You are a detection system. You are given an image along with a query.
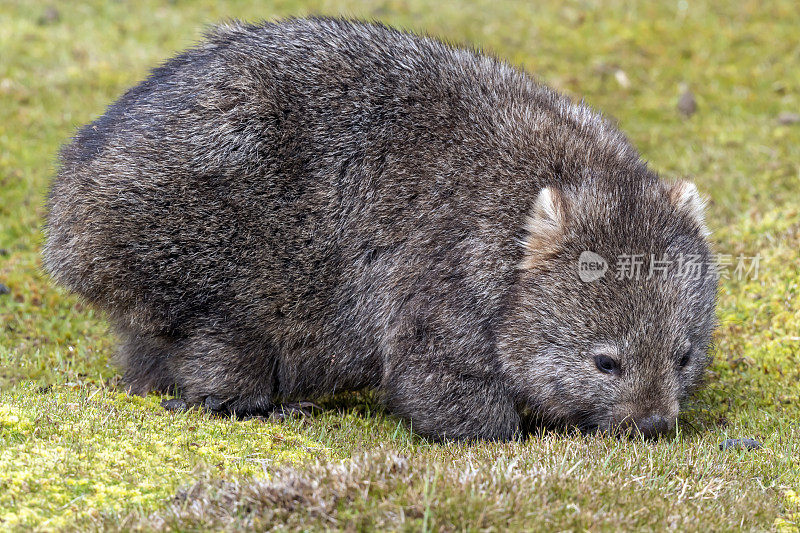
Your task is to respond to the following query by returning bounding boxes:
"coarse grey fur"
[43,17,718,440]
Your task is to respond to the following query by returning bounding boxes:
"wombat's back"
[46,18,620,331]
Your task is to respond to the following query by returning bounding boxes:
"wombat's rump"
[44,18,718,440]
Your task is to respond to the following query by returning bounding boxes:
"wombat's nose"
[633,414,675,439]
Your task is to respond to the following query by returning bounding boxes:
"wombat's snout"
[619,414,676,440]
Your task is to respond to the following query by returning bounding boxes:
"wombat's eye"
[679,348,692,368]
[594,354,620,375]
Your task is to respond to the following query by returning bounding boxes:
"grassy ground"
[1,0,799,530]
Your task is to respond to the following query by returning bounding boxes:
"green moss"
[0,384,324,529]
[776,490,800,533]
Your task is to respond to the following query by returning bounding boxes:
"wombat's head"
[498,173,718,439]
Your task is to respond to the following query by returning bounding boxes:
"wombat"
[44,17,718,440]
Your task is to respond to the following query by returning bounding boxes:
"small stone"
[777,112,800,125]
[37,6,61,25]
[719,438,762,451]
[161,398,188,412]
[0,284,10,295]
[677,90,697,117]
[0,248,9,256]
[614,69,631,89]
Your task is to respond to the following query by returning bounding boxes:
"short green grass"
[1,0,799,530]
[0,385,326,529]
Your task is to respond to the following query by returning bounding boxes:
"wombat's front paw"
[160,398,188,412]
[269,401,322,421]
[202,395,289,419]
[202,395,227,414]
[160,395,229,415]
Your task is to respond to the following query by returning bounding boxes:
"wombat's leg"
[383,366,520,441]
[171,334,276,418]
[117,328,180,396]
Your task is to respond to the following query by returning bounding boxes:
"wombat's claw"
[270,401,322,420]
[202,395,227,414]
[161,398,188,412]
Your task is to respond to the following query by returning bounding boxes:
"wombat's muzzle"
[621,414,676,440]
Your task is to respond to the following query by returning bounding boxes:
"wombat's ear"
[519,187,567,269]
[669,181,710,237]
